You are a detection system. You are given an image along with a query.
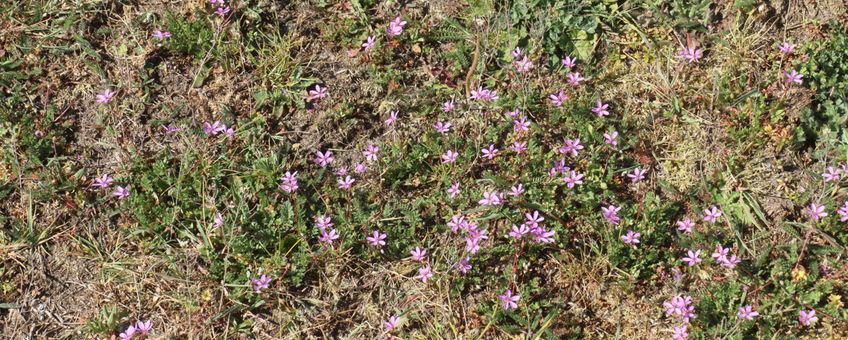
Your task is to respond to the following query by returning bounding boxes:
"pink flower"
[509,184,524,197]
[703,206,722,223]
[119,325,136,340]
[386,16,407,37]
[434,121,451,134]
[509,224,530,239]
[203,121,226,135]
[837,201,848,222]
[737,305,759,320]
[676,218,694,233]
[442,150,458,164]
[307,85,328,102]
[626,168,647,183]
[251,274,272,292]
[448,214,467,233]
[385,111,398,126]
[513,116,531,132]
[621,230,640,245]
[447,182,460,199]
[711,244,729,262]
[319,228,339,246]
[315,215,333,231]
[806,203,827,221]
[671,325,689,340]
[315,150,334,168]
[337,176,355,190]
[415,265,433,283]
[721,255,741,269]
[470,87,498,102]
[113,186,130,200]
[442,99,455,112]
[546,160,565,176]
[361,36,376,52]
[279,171,299,193]
[511,141,527,154]
[664,295,697,323]
[779,42,796,54]
[215,6,231,16]
[682,249,702,266]
[213,213,224,228]
[558,138,584,157]
[822,166,841,182]
[363,144,380,162]
[498,289,520,310]
[676,47,703,63]
[672,268,684,283]
[524,211,544,229]
[456,257,472,274]
[785,70,804,85]
[162,125,181,133]
[798,309,818,326]
[384,315,400,332]
[134,320,152,335]
[511,47,522,58]
[549,90,568,107]
[222,125,235,138]
[334,166,348,177]
[711,244,741,269]
[531,226,555,243]
[562,171,584,189]
[96,89,115,104]
[465,239,482,255]
[354,163,368,174]
[561,56,576,69]
[567,72,585,87]
[507,108,521,117]
[92,174,114,188]
[591,100,609,117]
[602,205,621,225]
[481,144,499,160]
[152,30,171,39]
[604,131,618,146]
[410,247,427,262]
[478,191,503,206]
[514,56,533,73]
[366,230,387,247]
[467,228,488,246]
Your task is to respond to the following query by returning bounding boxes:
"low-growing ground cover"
[1,0,848,338]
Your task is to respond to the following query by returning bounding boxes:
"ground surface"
[2,0,848,339]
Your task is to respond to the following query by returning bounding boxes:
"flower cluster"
[119,320,152,340]
[315,215,339,247]
[508,211,555,244]
[279,171,299,193]
[470,87,498,102]
[386,17,406,37]
[710,244,741,269]
[511,48,533,74]
[209,0,230,16]
[203,121,235,137]
[663,295,697,323]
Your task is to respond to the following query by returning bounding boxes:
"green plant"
[166,13,215,59]
[507,0,609,60]
[798,25,848,146]
[86,305,124,334]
